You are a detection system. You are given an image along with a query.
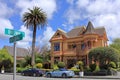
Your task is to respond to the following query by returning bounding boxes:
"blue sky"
[0,0,120,49]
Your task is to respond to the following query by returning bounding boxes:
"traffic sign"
[5,28,25,37]
[9,34,23,43]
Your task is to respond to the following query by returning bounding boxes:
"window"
[68,45,72,50]
[88,41,91,48]
[81,43,85,50]
[54,42,60,51]
[68,44,76,50]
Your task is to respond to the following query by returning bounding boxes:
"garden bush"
[84,66,91,72]
[77,61,84,71]
[69,67,80,75]
[89,63,96,72]
[94,65,100,72]
[17,67,26,73]
[25,65,32,69]
[52,64,58,70]
[57,62,65,68]
[109,61,116,68]
[36,63,43,69]
[35,58,43,63]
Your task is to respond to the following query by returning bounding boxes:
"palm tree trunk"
[31,23,37,68]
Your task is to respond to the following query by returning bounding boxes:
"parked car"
[45,68,75,78]
[21,68,44,77]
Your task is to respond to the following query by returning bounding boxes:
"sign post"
[13,42,16,80]
[5,28,25,80]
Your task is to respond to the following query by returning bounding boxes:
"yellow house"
[50,21,108,68]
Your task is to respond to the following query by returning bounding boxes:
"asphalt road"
[0,73,119,80]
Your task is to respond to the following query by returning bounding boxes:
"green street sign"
[5,28,25,37]
[9,34,23,43]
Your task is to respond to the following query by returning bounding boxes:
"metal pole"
[13,42,16,80]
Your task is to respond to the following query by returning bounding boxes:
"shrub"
[16,64,20,67]
[17,67,26,73]
[52,64,58,70]
[35,58,43,63]
[77,61,84,71]
[100,64,109,70]
[89,63,96,72]
[109,61,116,68]
[36,63,43,69]
[57,62,65,68]
[94,65,100,72]
[25,65,32,69]
[70,67,80,71]
[69,67,80,75]
[84,66,91,72]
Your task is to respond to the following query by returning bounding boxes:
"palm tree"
[23,6,47,68]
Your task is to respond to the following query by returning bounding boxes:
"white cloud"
[37,26,55,47]
[66,0,74,5]
[76,0,89,8]
[0,1,14,39]
[16,0,57,19]
[93,13,120,39]
[0,2,13,18]
[0,18,13,39]
[65,0,120,42]
[65,8,81,24]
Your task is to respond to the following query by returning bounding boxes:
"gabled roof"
[67,27,85,38]
[84,21,96,34]
[50,21,107,40]
[3,46,29,57]
[57,28,68,37]
[95,27,106,36]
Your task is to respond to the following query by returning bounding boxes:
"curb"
[74,75,120,79]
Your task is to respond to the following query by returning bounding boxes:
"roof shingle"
[84,21,96,34]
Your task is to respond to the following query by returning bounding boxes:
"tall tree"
[0,48,13,70]
[110,38,120,53]
[88,47,120,67]
[23,6,47,68]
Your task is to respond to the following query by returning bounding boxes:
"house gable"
[50,28,67,42]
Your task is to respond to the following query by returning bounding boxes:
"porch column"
[51,43,54,67]
[86,55,89,65]
[91,40,94,48]
[60,41,64,62]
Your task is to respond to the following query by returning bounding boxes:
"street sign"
[5,28,25,37]
[9,34,23,43]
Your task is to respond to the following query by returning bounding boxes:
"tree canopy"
[88,47,120,66]
[110,38,120,53]
[0,48,13,69]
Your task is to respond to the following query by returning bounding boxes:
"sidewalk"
[79,76,120,79]
[74,74,120,79]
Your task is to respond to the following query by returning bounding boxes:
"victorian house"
[50,21,108,68]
